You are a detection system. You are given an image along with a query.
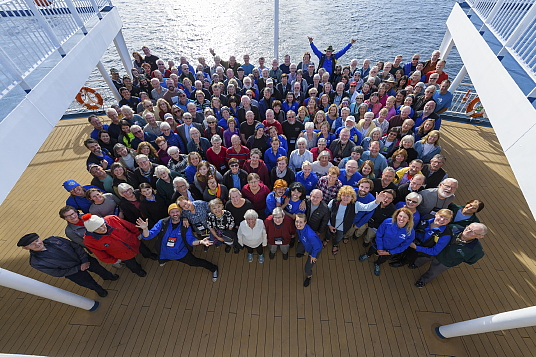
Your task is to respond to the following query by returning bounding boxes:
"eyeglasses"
[350,85,356,88]
[132,130,142,134]
[208,121,216,124]
[406,199,418,204]
[412,58,419,61]
[230,164,239,167]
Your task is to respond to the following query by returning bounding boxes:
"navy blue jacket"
[29,236,89,277]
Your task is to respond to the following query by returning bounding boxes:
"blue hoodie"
[296,224,323,258]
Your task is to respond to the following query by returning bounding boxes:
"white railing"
[464,0,536,92]
[0,0,111,100]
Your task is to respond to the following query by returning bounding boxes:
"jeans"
[295,241,319,276]
[65,256,114,293]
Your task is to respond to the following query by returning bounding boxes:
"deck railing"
[465,0,536,94]
[0,0,112,100]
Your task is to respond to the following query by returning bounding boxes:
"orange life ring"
[465,96,485,119]
[34,0,53,6]
[76,87,104,110]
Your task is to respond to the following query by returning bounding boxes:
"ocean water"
[95,0,463,80]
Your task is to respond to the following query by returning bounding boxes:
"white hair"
[244,209,258,220]
[155,165,170,177]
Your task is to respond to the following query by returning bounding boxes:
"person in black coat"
[139,183,168,229]
[222,158,249,191]
[117,184,143,225]
[17,233,118,298]
[305,189,330,236]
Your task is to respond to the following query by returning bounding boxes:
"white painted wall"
[446,4,536,218]
[0,8,123,204]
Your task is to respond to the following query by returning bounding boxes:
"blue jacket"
[339,170,363,191]
[164,132,186,154]
[184,165,197,183]
[353,193,375,226]
[144,218,196,260]
[310,42,352,77]
[414,218,451,256]
[264,147,287,171]
[265,191,287,216]
[297,224,323,258]
[335,126,362,145]
[90,125,110,140]
[295,171,318,195]
[285,198,306,215]
[131,132,158,150]
[414,141,442,164]
[375,218,415,254]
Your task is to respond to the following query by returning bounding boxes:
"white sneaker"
[212,269,218,282]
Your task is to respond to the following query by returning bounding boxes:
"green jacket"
[436,232,484,268]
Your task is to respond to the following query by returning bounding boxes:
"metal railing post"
[64,0,88,35]
[113,30,134,76]
[0,53,32,93]
[450,65,468,92]
[88,0,103,19]
[439,28,454,61]
[22,0,67,57]
[436,306,536,339]
[97,61,121,102]
[499,1,536,51]
[0,268,99,311]
[274,0,279,60]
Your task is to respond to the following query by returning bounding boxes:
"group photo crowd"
[18,38,488,295]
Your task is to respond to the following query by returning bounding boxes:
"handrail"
[0,0,111,100]
[464,0,536,86]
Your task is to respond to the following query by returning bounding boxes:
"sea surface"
[94,0,464,81]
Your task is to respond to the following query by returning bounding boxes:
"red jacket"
[242,183,270,212]
[83,215,141,263]
[264,215,296,245]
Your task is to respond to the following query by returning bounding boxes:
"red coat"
[264,215,296,245]
[242,183,270,212]
[242,159,271,187]
[84,215,141,263]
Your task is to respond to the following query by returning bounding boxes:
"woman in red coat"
[242,173,270,219]
[82,214,157,277]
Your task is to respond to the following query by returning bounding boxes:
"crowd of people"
[18,40,489,294]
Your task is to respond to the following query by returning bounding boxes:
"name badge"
[275,237,283,245]
[167,237,177,247]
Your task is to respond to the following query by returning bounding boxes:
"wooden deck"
[1,118,536,357]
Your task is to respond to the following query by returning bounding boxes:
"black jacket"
[305,199,330,234]
[29,236,88,277]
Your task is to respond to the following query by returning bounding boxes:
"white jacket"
[237,219,267,248]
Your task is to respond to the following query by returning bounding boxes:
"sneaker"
[149,253,158,261]
[137,270,147,277]
[159,262,167,267]
[203,245,209,252]
[303,277,311,287]
[296,253,304,258]
[373,264,381,276]
[97,289,108,297]
[258,254,264,263]
[108,274,120,281]
[283,253,289,260]
[233,247,240,254]
[225,245,231,253]
[269,252,275,260]
[358,254,369,262]
[362,242,370,248]
[112,262,124,269]
[212,270,218,282]
[415,280,425,288]
[247,253,253,263]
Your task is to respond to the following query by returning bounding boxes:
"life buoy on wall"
[34,0,53,6]
[76,87,104,110]
[465,96,485,118]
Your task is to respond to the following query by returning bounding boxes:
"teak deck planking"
[1,117,536,357]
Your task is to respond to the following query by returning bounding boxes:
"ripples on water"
[95,0,462,80]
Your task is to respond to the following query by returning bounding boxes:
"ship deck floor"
[1,118,536,357]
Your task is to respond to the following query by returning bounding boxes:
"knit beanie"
[81,213,105,232]
[62,180,80,192]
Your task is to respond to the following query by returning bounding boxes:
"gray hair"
[211,134,222,144]
[167,146,180,155]
[304,122,314,130]
[155,165,170,177]
[296,137,307,145]
[317,150,331,160]
[406,192,423,205]
[272,207,285,217]
[244,209,258,220]
[470,222,488,235]
[401,135,415,145]
[441,177,458,187]
[117,183,134,197]
[301,160,312,169]
[189,127,201,136]
[317,138,327,145]
[105,107,116,115]
[160,122,171,130]
[173,176,189,189]
[130,125,142,132]
[121,105,134,114]
[382,166,396,175]
[135,154,149,162]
